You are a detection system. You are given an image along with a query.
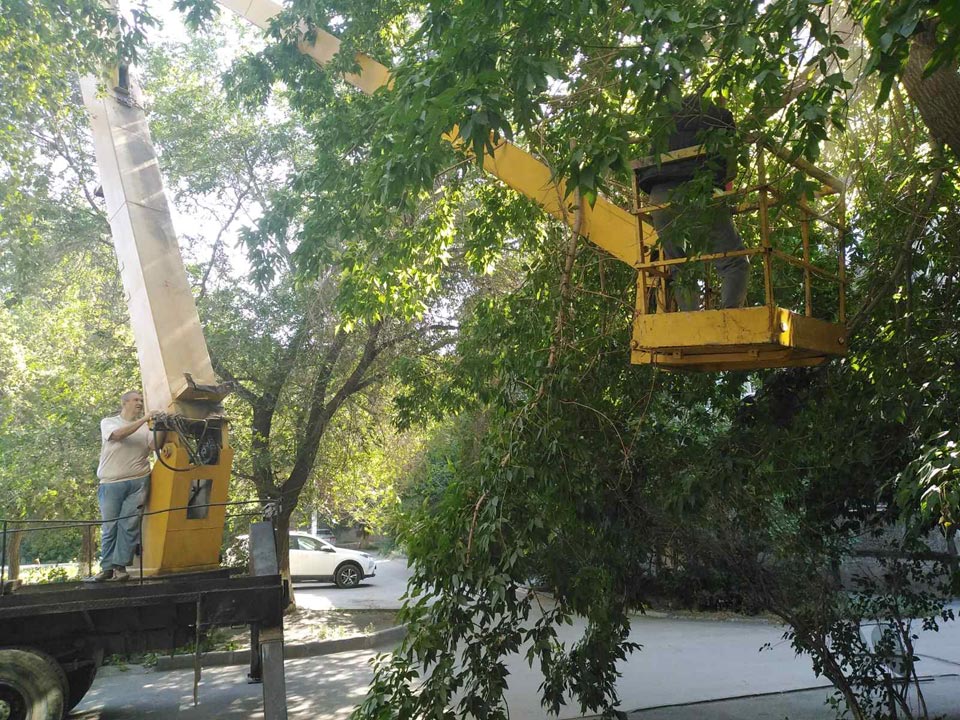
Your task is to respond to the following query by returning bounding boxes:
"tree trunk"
[275,510,295,605]
[80,524,95,577]
[251,404,276,493]
[901,22,960,158]
[796,630,869,720]
[6,528,22,581]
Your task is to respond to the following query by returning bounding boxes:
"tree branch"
[280,322,384,508]
[317,322,384,440]
[264,319,312,397]
[546,192,584,372]
[29,124,103,217]
[353,371,390,394]
[848,148,945,334]
[373,323,457,355]
[210,354,261,405]
[197,187,249,303]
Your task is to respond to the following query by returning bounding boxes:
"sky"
[130,1,266,284]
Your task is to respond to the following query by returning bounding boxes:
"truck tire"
[0,648,68,720]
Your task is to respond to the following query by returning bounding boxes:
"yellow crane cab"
[629,141,849,372]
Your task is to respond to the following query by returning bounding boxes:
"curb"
[587,674,960,718]
[154,625,407,671]
[523,590,776,623]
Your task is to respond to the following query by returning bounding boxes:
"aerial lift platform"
[217,0,849,373]
[630,143,848,371]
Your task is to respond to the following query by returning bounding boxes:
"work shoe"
[111,567,130,582]
[82,568,114,583]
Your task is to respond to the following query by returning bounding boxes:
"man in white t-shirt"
[85,390,166,582]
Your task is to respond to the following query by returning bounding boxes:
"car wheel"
[334,562,362,588]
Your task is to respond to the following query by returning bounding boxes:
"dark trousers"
[648,179,749,310]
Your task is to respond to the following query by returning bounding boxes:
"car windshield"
[296,535,332,552]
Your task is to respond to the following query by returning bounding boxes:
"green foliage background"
[2,0,960,718]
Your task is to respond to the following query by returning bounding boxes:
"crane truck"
[0,37,289,720]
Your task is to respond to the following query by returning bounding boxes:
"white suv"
[289,531,376,588]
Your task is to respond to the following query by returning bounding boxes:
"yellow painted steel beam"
[82,69,233,574]
[141,434,233,575]
[630,306,846,370]
[80,75,220,414]
[216,0,647,266]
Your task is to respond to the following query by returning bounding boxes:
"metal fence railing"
[0,499,274,594]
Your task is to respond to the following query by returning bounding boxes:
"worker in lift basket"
[636,94,749,311]
[83,390,165,582]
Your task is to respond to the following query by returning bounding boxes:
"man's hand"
[109,411,155,441]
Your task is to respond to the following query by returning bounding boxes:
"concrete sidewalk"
[153,625,406,670]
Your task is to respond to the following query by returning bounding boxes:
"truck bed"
[0,571,285,657]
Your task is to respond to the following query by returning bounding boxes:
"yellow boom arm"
[217,0,646,266]
[82,70,231,575]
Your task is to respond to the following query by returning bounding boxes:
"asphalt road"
[293,555,412,610]
[71,562,960,720]
[74,597,960,719]
[74,666,960,720]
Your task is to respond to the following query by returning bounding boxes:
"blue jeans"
[98,475,149,569]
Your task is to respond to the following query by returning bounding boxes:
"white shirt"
[97,415,152,483]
